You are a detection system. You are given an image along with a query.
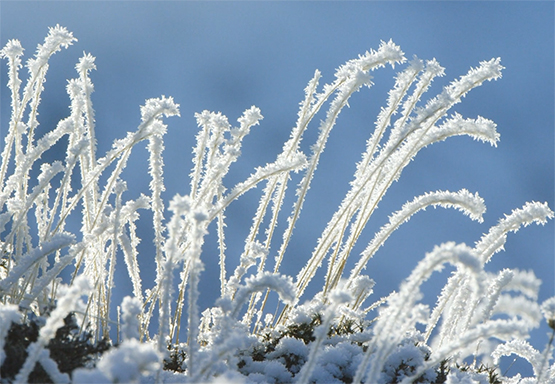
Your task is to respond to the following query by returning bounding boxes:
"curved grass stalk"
[0,233,75,298]
[279,42,405,277]
[325,61,501,299]
[18,243,85,311]
[290,59,448,309]
[344,189,485,297]
[208,152,307,222]
[322,61,447,295]
[244,71,324,328]
[353,242,481,384]
[400,319,531,384]
[475,201,554,265]
[320,61,434,296]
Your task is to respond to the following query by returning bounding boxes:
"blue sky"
[1,0,554,365]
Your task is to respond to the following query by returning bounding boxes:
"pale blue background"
[1,1,553,375]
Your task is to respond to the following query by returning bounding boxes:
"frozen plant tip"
[0,26,553,383]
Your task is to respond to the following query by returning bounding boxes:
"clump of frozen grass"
[0,25,553,383]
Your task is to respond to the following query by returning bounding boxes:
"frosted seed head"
[140,96,180,123]
[238,106,263,127]
[76,52,96,73]
[66,78,82,98]
[195,110,212,126]
[47,24,77,49]
[479,57,504,80]
[0,39,24,60]
[377,39,406,67]
[425,58,445,77]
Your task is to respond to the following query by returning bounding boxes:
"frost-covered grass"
[0,25,554,384]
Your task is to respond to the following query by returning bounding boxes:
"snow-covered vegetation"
[0,25,554,384]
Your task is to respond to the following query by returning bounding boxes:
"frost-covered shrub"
[0,25,554,383]
[72,339,161,384]
[0,311,110,383]
[378,334,436,384]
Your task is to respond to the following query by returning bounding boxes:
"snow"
[74,339,161,384]
[444,368,489,384]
